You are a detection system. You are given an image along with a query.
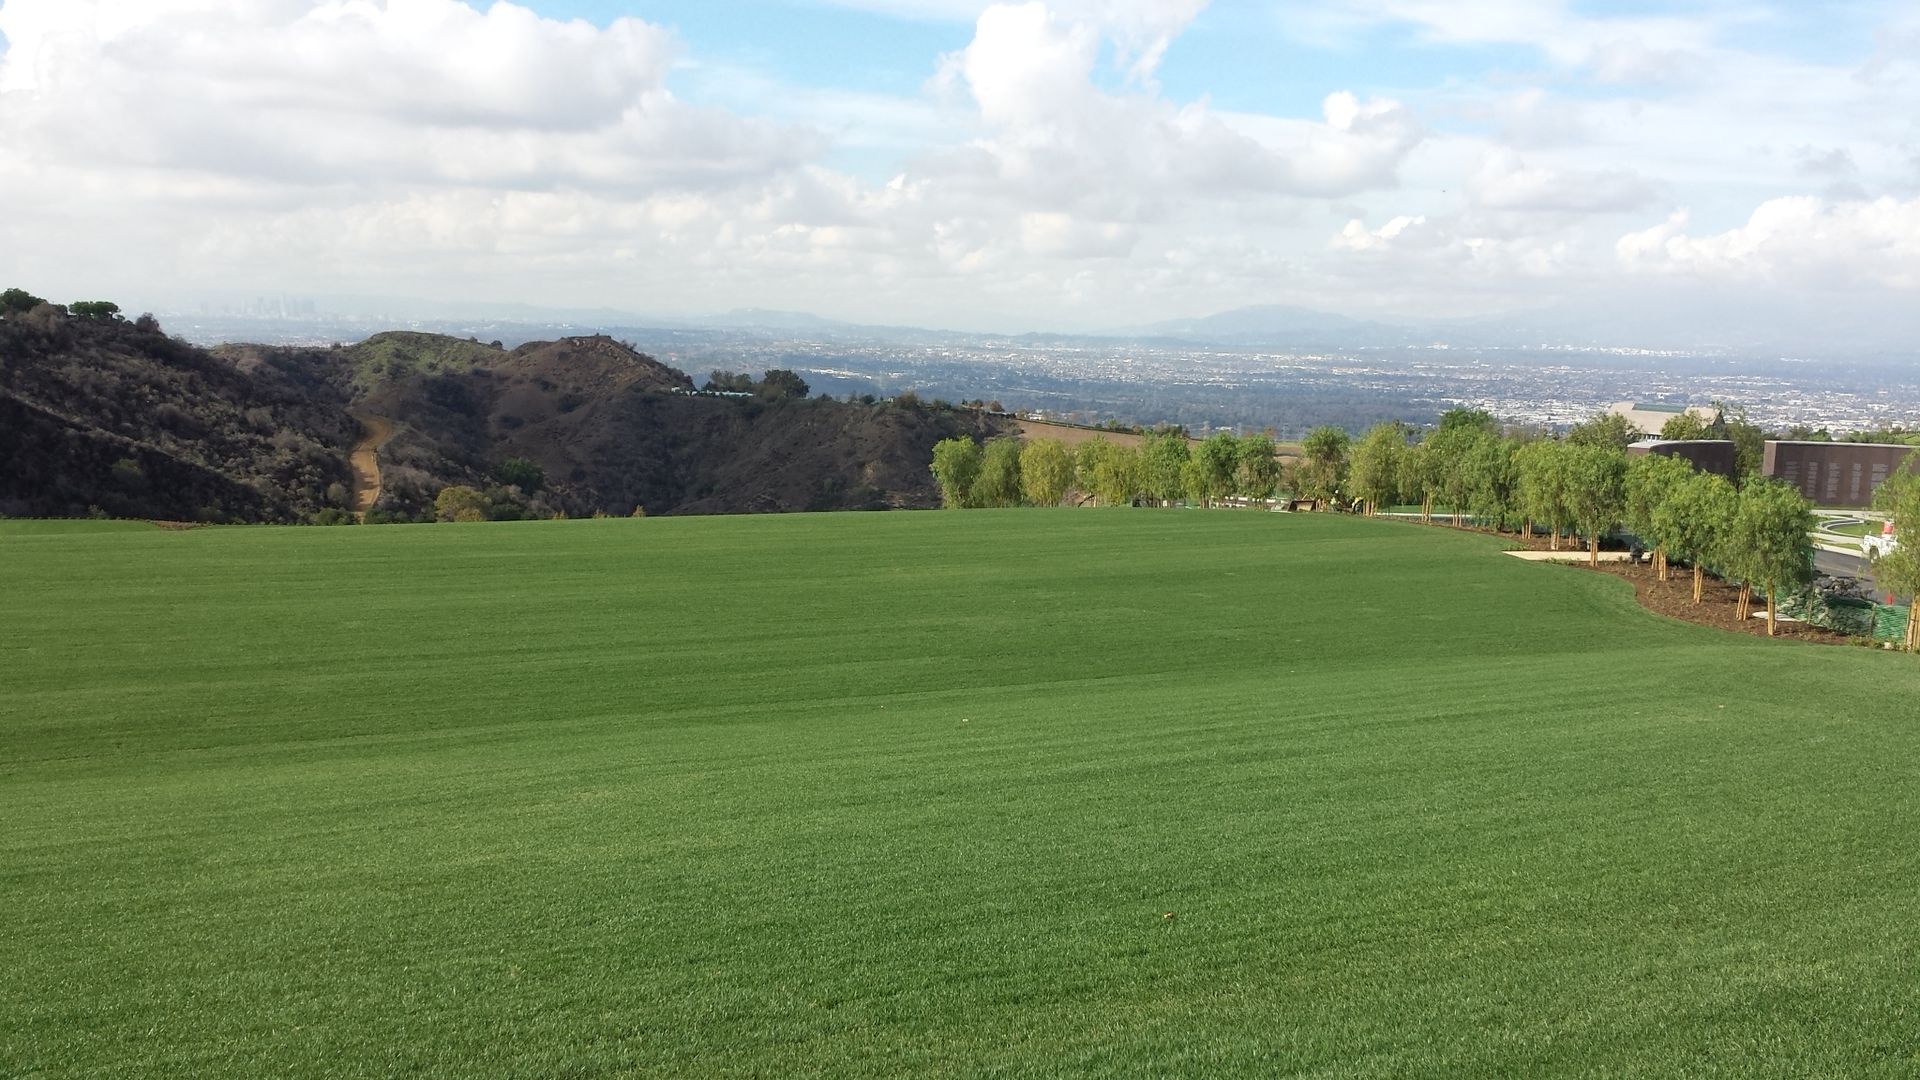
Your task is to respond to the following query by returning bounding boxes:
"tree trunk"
[1907,602,1918,652]
[1736,583,1749,621]
[1655,547,1667,581]
[1549,525,1558,552]
[1766,585,1777,636]
[1693,564,1704,604]
[1589,534,1599,567]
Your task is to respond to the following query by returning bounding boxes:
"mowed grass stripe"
[3,511,1916,1078]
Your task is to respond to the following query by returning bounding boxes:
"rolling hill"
[0,309,1010,521]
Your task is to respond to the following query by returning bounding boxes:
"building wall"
[1627,440,1736,478]
[1763,441,1916,508]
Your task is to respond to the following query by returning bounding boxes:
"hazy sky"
[1,1,1917,333]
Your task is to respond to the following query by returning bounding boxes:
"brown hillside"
[361,341,1007,517]
[2,316,1013,522]
[0,309,356,520]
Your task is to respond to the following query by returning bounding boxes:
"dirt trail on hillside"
[348,414,396,520]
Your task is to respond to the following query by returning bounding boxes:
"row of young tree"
[1303,410,1825,636]
[930,429,1310,511]
[932,407,1893,640]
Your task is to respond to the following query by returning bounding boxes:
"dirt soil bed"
[1580,560,1858,645]
[1371,515,1862,646]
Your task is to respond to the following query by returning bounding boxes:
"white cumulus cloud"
[0,0,813,193]
[1617,196,1920,290]
[1468,150,1659,214]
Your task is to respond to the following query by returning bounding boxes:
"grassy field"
[4,511,1917,1077]
[1818,517,1878,538]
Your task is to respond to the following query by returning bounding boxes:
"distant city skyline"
[2,1,1917,343]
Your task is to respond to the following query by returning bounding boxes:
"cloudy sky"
[1,0,1917,334]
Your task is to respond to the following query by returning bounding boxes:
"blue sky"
[537,2,1551,131]
[1,1,1917,337]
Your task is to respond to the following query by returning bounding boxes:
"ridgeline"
[0,300,1010,522]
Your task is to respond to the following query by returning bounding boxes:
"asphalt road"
[1816,547,1869,578]
[1815,546,1913,604]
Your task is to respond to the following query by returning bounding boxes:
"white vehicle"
[1862,521,1898,558]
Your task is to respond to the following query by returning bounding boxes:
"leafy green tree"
[703,371,755,393]
[1190,432,1239,507]
[1075,436,1118,503]
[433,485,490,523]
[1464,436,1520,531]
[1517,440,1574,549]
[1425,425,1487,526]
[757,369,809,399]
[1437,407,1498,434]
[1563,444,1628,566]
[1780,424,1832,442]
[1870,456,1920,650]
[68,300,122,320]
[1713,402,1765,481]
[494,457,545,493]
[1019,438,1073,507]
[1655,472,1737,602]
[1179,457,1209,507]
[1724,480,1816,635]
[0,287,47,315]
[1567,411,1636,451]
[1140,429,1191,504]
[1659,412,1711,440]
[1397,440,1437,522]
[1347,422,1406,515]
[973,438,1024,508]
[929,437,982,508]
[1089,443,1147,507]
[1624,452,1693,579]
[1292,426,1349,506]
[1236,433,1282,501]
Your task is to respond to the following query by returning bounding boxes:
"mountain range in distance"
[159,293,1920,361]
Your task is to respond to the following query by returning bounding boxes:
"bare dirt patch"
[348,414,396,520]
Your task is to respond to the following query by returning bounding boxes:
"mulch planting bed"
[1377,517,1867,646]
[1583,560,1859,645]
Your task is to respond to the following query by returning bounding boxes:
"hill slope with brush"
[0,308,1009,522]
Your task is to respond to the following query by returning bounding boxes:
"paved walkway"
[1504,550,1633,563]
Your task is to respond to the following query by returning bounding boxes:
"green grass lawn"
[4,512,1917,1077]
[1818,518,1879,538]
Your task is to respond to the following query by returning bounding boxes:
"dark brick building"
[1627,439,1737,479]
[1763,441,1917,508]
